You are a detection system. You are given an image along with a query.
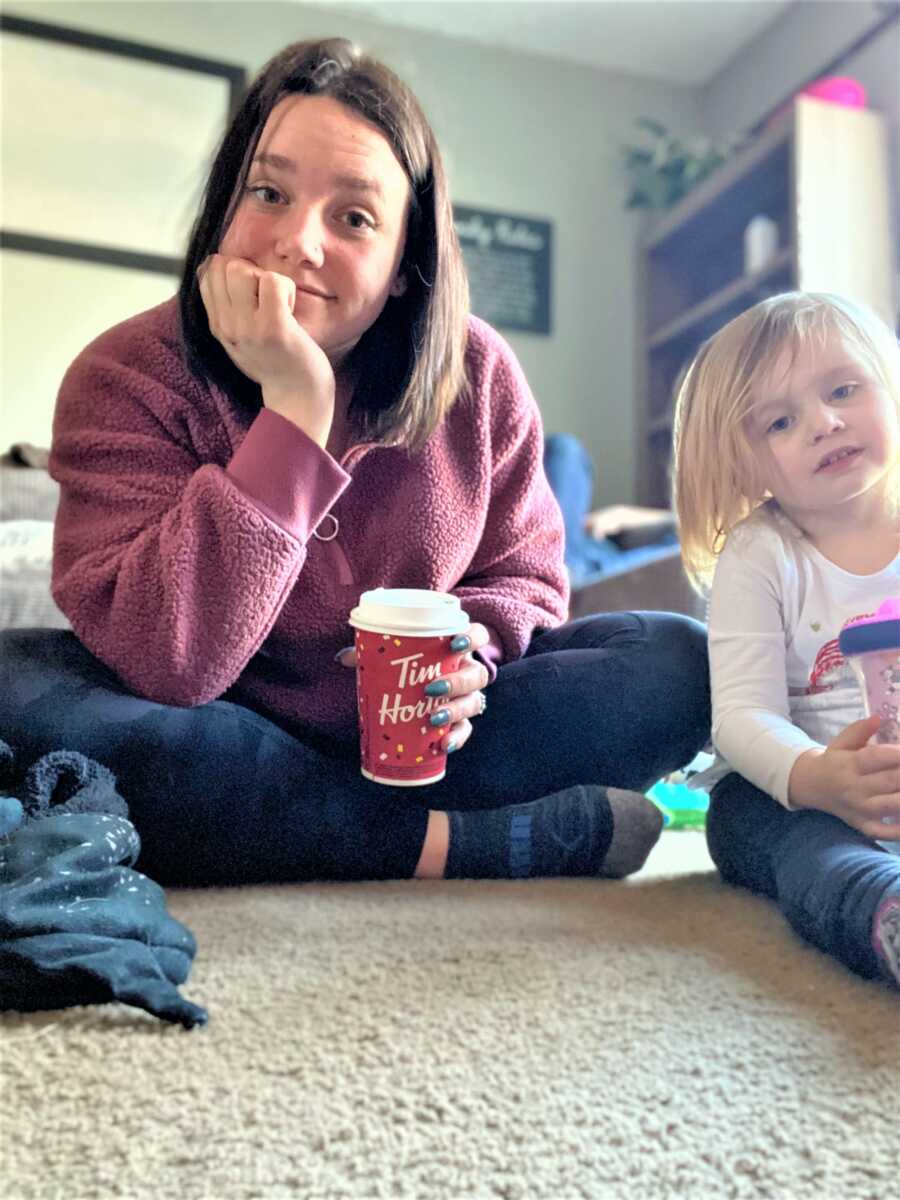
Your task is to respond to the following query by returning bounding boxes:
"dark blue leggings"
[0,614,710,886]
[707,773,900,980]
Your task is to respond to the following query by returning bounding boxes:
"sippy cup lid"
[838,598,900,656]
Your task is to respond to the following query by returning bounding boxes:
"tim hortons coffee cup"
[348,588,470,786]
[839,598,900,846]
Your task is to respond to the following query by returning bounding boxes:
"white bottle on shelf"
[743,215,779,275]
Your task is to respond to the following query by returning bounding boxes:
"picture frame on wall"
[0,14,246,448]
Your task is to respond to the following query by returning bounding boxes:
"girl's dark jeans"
[707,772,900,980]
[0,614,710,886]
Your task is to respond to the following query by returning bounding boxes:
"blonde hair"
[672,292,900,592]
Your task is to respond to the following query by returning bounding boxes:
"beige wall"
[3,1,703,501]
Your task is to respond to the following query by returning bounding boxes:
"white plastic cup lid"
[349,588,469,636]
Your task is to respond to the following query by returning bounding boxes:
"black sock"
[444,784,619,880]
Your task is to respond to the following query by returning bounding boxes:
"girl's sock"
[873,896,900,989]
[444,785,662,880]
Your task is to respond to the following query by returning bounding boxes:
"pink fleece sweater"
[50,298,568,740]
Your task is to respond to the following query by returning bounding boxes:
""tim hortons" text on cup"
[378,651,445,726]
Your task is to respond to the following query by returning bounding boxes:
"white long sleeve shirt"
[694,502,900,808]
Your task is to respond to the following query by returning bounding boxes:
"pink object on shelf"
[801,76,867,109]
[767,76,868,128]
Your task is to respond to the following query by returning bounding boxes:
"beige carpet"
[3,832,898,1200]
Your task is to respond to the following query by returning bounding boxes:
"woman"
[0,39,710,885]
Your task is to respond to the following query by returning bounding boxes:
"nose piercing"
[279,244,321,262]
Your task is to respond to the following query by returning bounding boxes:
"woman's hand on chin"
[198,253,336,447]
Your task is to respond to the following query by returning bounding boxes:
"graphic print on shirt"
[806,611,874,693]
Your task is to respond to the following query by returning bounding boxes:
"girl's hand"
[789,715,900,838]
[198,254,336,447]
[336,622,492,754]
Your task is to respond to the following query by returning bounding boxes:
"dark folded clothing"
[0,742,207,1028]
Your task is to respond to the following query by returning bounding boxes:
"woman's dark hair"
[179,38,469,450]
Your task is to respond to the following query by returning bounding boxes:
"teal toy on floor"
[648,778,710,829]
[648,750,713,830]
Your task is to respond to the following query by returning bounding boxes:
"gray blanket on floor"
[0,743,206,1028]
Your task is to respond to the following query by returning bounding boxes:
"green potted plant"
[622,117,728,210]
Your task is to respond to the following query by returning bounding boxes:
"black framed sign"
[453,204,553,336]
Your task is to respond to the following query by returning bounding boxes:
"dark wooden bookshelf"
[635,96,895,507]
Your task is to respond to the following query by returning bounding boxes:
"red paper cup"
[349,589,469,786]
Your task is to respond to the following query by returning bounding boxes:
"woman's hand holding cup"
[421,623,491,753]
[337,620,492,758]
[198,254,336,447]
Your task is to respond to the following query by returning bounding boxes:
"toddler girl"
[673,291,900,990]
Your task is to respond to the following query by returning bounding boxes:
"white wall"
[2,0,702,503]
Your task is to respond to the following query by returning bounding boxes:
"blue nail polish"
[333,645,354,663]
[450,635,470,652]
[424,679,451,696]
[446,739,458,754]
[430,710,451,727]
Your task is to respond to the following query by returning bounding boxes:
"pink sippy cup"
[839,599,900,744]
[839,599,900,845]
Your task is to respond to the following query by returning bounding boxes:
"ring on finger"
[477,691,487,716]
